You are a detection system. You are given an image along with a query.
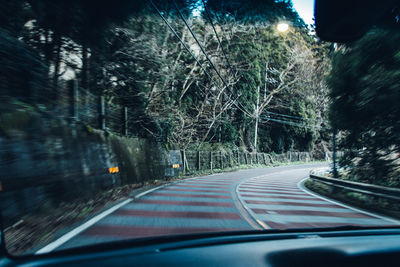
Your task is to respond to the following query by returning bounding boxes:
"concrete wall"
[0,109,166,225]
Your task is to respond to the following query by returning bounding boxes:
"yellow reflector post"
[109,167,119,174]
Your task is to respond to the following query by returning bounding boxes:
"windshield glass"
[1,0,400,256]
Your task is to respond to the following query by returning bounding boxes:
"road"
[40,163,399,252]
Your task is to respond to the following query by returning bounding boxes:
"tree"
[328,28,400,185]
[0,29,48,103]
[1,0,331,153]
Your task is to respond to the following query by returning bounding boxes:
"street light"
[277,23,289,32]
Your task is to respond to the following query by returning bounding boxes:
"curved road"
[41,163,399,252]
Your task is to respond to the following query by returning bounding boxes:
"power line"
[173,0,229,89]
[200,3,286,119]
[198,4,322,126]
[201,4,316,126]
[200,0,256,114]
[153,2,327,133]
[149,0,233,101]
[260,115,327,130]
[263,110,326,123]
[150,0,253,117]
[202,11,320,125]
[201,0,234,71]
[149,0,215,84]
[260,117,319,129]
[172,0,254,117]
[200,0,254,85]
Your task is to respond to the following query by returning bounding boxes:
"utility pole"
[329,43,338,178]
[254,86,260,151]
[332,127,338,178]
[264,61,268,102]
[254,61,268,152]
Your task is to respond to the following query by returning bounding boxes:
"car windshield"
[1,0,400,256]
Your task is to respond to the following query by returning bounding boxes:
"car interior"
[2,0,400,266]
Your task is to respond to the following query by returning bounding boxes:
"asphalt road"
[48,163,398,252]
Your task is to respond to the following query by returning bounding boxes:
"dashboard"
[2,228,400,267]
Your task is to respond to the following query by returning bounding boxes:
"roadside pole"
[332,127,338,178]
[254,86,260,151]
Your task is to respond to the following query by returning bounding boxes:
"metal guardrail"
[309,173,400,201]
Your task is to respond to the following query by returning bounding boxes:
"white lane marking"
[34,176,221,254]
[35,172,254,254]
[239,188,307,195]
[237,191,315,198]
[35,198,132,254]
[134,185,165,199]
[36,184,168,254]
[255,213,388,224]
[245,203,353,213]
[238,196,328,204]
[234,181,268,230]
[298,177,400,225]
[234,168,315,230]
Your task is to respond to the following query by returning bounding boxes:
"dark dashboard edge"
[3,226,400,266]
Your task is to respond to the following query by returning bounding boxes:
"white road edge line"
[298,177,400,225]
[35,184,167,255]
[34,175,216,255]
[134,185,165,199]
[35,198,133,254]
[234,168,319,230]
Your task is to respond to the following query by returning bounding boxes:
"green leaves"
[2,0,330,153]
[328,28,400,184]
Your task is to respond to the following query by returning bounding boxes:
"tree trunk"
[44,28,52,67]
[264,61,268,102]
[53,33,62,98]
[81,41,89,89]
[254,86,260,152]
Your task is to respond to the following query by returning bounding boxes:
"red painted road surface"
[55,164,398,251]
